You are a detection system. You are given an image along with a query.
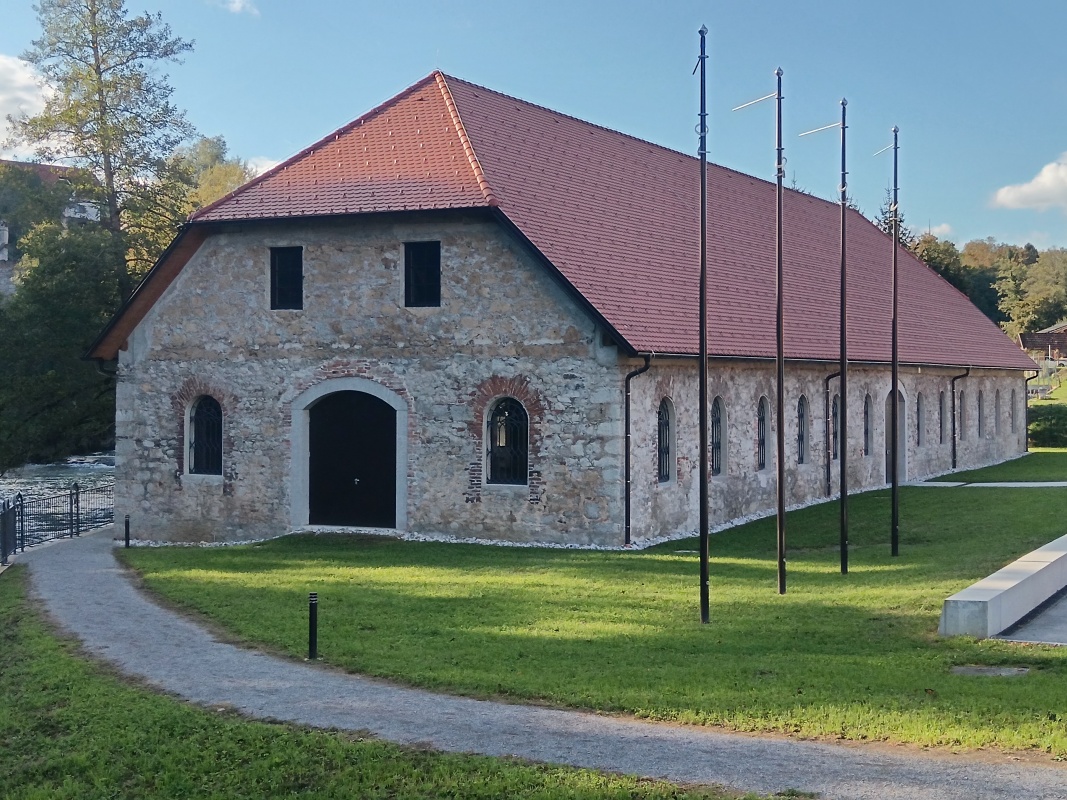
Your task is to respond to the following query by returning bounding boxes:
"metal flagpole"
[838,98,849,575]
[799,99,849,575]
[890,125,901,556]
[695,24,711,624]
[732,69,786,594]
[774,70,786,594]
[875,127,902,556]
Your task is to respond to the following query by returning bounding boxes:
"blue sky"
[2,0,1065,249]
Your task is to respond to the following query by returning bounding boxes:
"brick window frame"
[467,375,545,504]
[171,378,238,494]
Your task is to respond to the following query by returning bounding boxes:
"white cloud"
[247,156,280,176]
[993,153,1067,212]
[214,0,260,16]
[0,54,49,158]
[927,222,954,238]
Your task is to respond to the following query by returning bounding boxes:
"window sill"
[184,472,224,482]
[484,482,529,491]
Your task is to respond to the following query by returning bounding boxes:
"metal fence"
[0,483,114,566]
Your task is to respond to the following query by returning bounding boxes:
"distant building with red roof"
[1020,321,1067,361]
[89,73,1035,545]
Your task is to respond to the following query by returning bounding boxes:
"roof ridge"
[434,72,498,207]
[189,73,443,222]
[437,73,861,218]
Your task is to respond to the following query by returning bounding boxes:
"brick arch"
[171,377,239,492]
[466,375,546,504]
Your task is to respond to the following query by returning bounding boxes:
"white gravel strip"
[15,528,1067,800]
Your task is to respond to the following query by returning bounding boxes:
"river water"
[0,455,115,503]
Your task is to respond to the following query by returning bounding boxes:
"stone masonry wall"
[628,359,1027,542]
[117,213,625,545]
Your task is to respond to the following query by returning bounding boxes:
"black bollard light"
[308,592,318,660]
[124,514,130,548]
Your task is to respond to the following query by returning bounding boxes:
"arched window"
[831,394,840,461]
[916,392,925,446]
[863,393,871,456]
[939,391,946,443]
[487,398,528,485]
[959,390,967,440]
[1010,388,1017,433]
[190,396,223,475]
[977,391,985,438]
[711,397,724,476]
[657,399,672,483]
[756,397,768,471]
[995,389,1001,435]
[797,396,808,464]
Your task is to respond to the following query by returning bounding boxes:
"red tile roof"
[134,73,1034,370]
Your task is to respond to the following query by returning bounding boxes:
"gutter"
[823,370,841,496]
[950,367,971,469]
[624,354,652,546]
[1024,372,1040,452]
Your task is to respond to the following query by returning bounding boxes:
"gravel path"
[19,528,1067,800]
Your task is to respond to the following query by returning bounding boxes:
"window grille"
[657,400,671,482]
[863,394,870,456]
[832,395,840,461]
[757,398,767,471]
[270,246,303,309]
[711,397,723,476]
[487,398,528,485]
[797,396,807,464]
[405,241,441,307]
[190,396,222,475]
[916,393,924,446]
[939,391,946,443]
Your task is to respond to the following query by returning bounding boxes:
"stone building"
[88,72,1035,546]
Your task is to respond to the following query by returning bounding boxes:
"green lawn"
[1029,378,1067,406]
[929,448,1067,482]
[0,566,744,800]
[121,478,1067,756]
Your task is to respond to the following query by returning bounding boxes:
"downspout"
[624,354,652,546]
[1025,372,1039,453]
[823,370,841,496]
[94,359,118,378]
[950,367,971,469]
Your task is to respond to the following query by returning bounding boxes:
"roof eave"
[84,224,211,361]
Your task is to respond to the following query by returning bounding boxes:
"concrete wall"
[117,213,625,545]
[627,359,1027,542]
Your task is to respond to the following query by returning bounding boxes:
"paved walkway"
[16,529,1067,800]
[999,591,1067,645]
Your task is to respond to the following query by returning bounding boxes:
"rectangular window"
[270,246,303,309]
[405,241,441,307]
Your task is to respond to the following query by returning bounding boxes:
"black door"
[309,391,396,527]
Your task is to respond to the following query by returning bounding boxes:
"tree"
[173,135,255,212]
[0,161,72,263]
[998,248,1067,338]
[0,221,122,471]
[873,187,916,249]
[6,0,195,294]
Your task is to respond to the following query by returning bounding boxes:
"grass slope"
[0,566,743,800]
[930,448,1067,482]
[122,481,1067,756]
